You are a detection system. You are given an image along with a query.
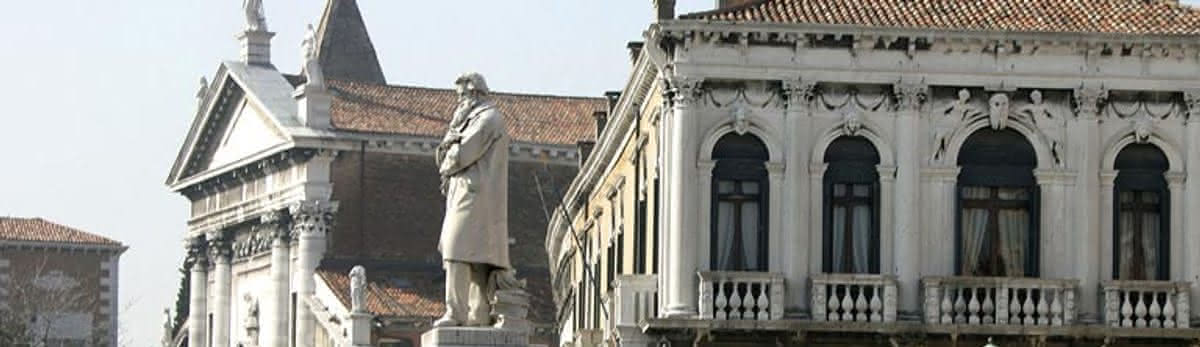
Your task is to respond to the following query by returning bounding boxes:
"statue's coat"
[437,103,511,269]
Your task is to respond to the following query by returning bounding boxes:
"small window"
[1114,144,1170,281]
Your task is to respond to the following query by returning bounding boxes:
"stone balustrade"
[811,274,898,323]
[922,276,1077,326]
[610,274,659,329]
[1102,280,1190,328]
[698,271,785,320]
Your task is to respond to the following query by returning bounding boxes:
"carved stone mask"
[1134,116,1154,143]
[843,112,863,135]
[732,106,749,135]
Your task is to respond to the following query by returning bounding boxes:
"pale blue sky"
[1,1,1198,346]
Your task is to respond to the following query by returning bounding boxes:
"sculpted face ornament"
[1133,115,1154,143]
[732,105,750,135]
[843,112,863,136]
[989,93,1010,130]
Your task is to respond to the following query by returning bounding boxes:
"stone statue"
[243,294,260,346]
[350,265,368,313]
[300,24,325,89]
[433,72,512,328]
[243,0,267,32]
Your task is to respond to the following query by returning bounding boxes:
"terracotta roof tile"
[0,217,123,246]
[317,266,556,323]
[683,0,1200,35]
[328,80,606,146]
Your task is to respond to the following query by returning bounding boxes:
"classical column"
[892,82,927,317]
[208,231,233,347]
[1036,170,1074,279]
[663,77,702,317]
[186,238,209,347]
[877,166,898,276]
[261,211,289,347]
[1183,91,1200,320]
[782,80,816,315]
[922,167,960,276]
[1073,86,1106,322]
[291,200,338,347]
[1167,172,1186,282]
[1099,171,1118,283]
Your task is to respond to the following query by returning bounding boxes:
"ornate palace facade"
[548,0,1200,346]
[164,1,603,347]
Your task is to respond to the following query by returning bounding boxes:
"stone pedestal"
[421,327,529,347]
[348,312,372,347]
[491,289,531,333]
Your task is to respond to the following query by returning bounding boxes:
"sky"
[0,1,713,346]
[4,0,1200,346]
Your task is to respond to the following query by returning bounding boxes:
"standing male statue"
[434,72,511,327]
[243,0,267,32]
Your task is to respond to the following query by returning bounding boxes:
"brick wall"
[1,247,116,345]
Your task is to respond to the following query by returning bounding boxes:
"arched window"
[822,136,881,274]
[710,133,769,271]
[1113,144,1169,281]
[957,129,1039,277]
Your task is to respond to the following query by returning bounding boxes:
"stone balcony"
[698,271,785,320]
[811,274,898,323]
[609,274,659,331]
[921,276,1078,327]
[1102,280,1191,329]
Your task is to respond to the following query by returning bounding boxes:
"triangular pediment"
[166,63,297,190]
[209,99,287,168]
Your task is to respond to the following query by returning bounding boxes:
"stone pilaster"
[892,81,927,318]
[663,76,702,318]
[1072,86,1106,322]
[186,238,209,347]
[1184,91,1200,321]
[261,210,290,347]
[290,200,338,347]
[208,231,234,347]
[782,79,816,315]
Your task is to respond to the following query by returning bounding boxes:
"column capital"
[259,209,291,242]
[892,82,928,112]
[1073,86,1108,118]
[765,162,786,175]
[289,200,339,238]
[666,76,704,106]
[1166,171,1187,186]
[1034,169,1077,186]
[809,162,829,177]
[781,79,817,111]
[1100,170,1119,186]
[207,231,233,262]
[877,165,898,182]
[184,238,209,270]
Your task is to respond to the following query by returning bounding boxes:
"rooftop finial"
[243,0,267,32]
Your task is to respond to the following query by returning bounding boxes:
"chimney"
[604,91,622,114]
[715,0,758,9]
[577,141,596,167]
[593,111,609,138]
[653,0,676,20]
[626,41,644,64]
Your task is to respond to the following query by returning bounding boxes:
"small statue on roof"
[243,0,267,32]
[301,24,325,89]
[350,265,368,313]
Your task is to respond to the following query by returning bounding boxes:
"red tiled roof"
[317,266,556,323]
[328,80,606,146]
[682,0,1200,35]
[0,217,123,246]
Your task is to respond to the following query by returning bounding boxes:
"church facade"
[547,0,1200,346]
[164,1,603,347]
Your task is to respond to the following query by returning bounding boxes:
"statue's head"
[455,72,490,100]
[1030,90,1043,105]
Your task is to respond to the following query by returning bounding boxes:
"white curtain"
[998,209,1028,277]
[961,187,991,276]
[716,200,736,270]
[1118,192,1162,280]
[741,200,760,270]
[831,203,847,272]
[1143,207,1161,280]
[851,204,872,273]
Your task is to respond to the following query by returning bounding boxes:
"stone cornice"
[0,240,128,254]
[654,21,1200,55]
